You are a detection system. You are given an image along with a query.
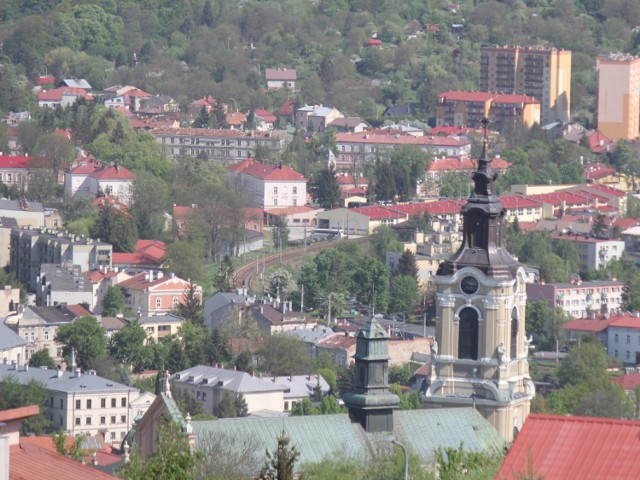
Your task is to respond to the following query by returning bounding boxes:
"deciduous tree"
[55,316,107,370]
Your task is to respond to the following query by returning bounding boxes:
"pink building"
[117,271,200,316]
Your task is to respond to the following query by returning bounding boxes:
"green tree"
[109,320,148,371]
[102,286,125,316]
[176,281,203,324]
[388,275,419,317]
[179,320,212,367]
[395,250,418,279]
[258,430,300,480]
[118,418,199,480]
[259,335,310,376]
[557,341,609,388]
[91,204,137,253]
[369,225,402,261]
[55,316,107,370]
[591,214,609,238]
[235,393,249,417]
[131,171,169,240]
[29,348,57,369]
[164,239,205,283]
[0,375,51,435]
[310,167,341,209]
[217,391,238,418]
[211,102,229,129]
[193,106,210,128]
[53,430,87,462]
[272,215,290,252]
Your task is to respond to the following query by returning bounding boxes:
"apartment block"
[0,364,141,444]
[596,53,640,140]
[152,127,290,162]
[10,228,112,291]
[480,45,571,125]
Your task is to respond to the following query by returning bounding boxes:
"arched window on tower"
[511,307,519,360]
[458,307,479,360]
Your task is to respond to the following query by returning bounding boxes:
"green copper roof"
[357,316,389,340]
[191,408,504,472]
[161,393,186,427]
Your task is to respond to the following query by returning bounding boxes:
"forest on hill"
[1,0,640,125]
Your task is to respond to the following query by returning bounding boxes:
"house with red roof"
[265,67,297,90]
[327,116,369,133]
[612,372,640,392]
[421,155,511,196]
[436,91,540,131]
[0,155,30,189]
[112,240,167,272]
[607,313,640,366]
[117,270,200,316]
[228,158,307,209]
[186,95,219,115]
[103,85,153,111]
[278,99,295,121]
[316,205,409,236]
[497,414,640,480]
[37,87,93,108]
[254,108,277,131]
[64,156,135,205]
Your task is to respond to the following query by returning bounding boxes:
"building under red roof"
[437,90,496,102]
[37,87,93,102]
[497,414,640,480]
[0,155,31,169]
[584,162,617,182]
[366,38,382,46]
[254,108,277,124]
[351,205,406,221]
[112,239,167,268]
[227,158,306,181]
[428,156,511,172]
[278,100,295,116]
[499,194,545,209]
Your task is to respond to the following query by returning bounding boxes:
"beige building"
[480,45,571,125]
[596,53,640,140]
[0,364,140,444]
[136,314,185,344]
[0,322,26,366]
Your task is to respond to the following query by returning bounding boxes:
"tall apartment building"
[596,53,640,140]
[480,45,571,125]
[10,227,112,291]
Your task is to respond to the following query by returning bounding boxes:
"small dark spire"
[471,118,496,198]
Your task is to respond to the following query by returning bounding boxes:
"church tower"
[423,120,535,442]
[343,316,400,433]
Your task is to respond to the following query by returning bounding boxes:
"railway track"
[234,237,368,291]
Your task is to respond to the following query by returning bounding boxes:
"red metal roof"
[335,132,468,147]
[588,183,626,197]
[279,100,295,116]
[367,39,382,46]
[564,315,620,333]
[0,155,31,169]
[438,90,495,102]
[584,162,617,181]
[227,158,306,181]
[112,239,167,266]
[493,93,539,104]
[37,87,93,102]
[499,194,544,209]
[608,315,640,329]
[497,414,640,480]
[351,205,406,220]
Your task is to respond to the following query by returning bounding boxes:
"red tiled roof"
[152,127,285,139]
[112,240,166,266]
[85,269,120,282]
[608,315,640,329]
[0,155,31,169]
[37,87,93,102]
[528,191,595,207]
[66,304,92,317]
[351,205,406,221]
[499,195,545,209]
[227,158,306,181]
[226,111,247,125]
[335,132,468,147]
[612,373,640,390]
[265,205,316,216]
[265,68,297,81]
[367,39,382,46]
[588,183,626,197]
[11,439,117,479]
[254,109,277,123]
[493,93,539,104]
[614,217,638,230]
[391,199,465,216]
[438,90,495,102]
[587,130,616,154]
[35,76,55,85]
[564,315,619,333]
[117,272,185,289]
[496,414,640,480]
[428,126,474,135]
[91,163,135,180]
[336,173,369,186]
[279,100,295,116]
[584,162,617,181]
[318,333,356,349]
[0,405,40,423]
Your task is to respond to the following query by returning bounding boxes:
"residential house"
[35,264,95,308]
[64,157,135,205]
[0,322,26,366]
[102,85,152,112]
[527,279,625,319]
[228,158,307,209]
[203,292,252,332]
[253,109,277,131]
[4,304,91,363]
[274,374,330,412]
[37,87,93,108]
[265,68,297,90]
[621,225,640,266]
[0,364,140,444]
[117,271,200,316]
[607,313,640,366]
[111,240,166,272]
[0,217,18,267]
[136,95,179,115]
[497,414,640,479]
[248,302,316,334]
[186,96,219,116]
[0,155,30,189]
[61,79,92,90]
[10,227,113,291]
[278,100,295,123]
[136,314,185,344]
[550,233,624,271]
[316,206,408,236]
[171,365,288,415]
[0,198,53,230]
[315,333,356,366]
[0,284,19,316]
[564,313,619,347]
[152,127,290,162]
[226,111,247,130]
[327,116,369,133]
[85,267,133,315]
[295,105,344,133]
[0,405,118,480]
[333,131,471,170]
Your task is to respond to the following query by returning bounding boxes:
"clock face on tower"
[460,275,479,295]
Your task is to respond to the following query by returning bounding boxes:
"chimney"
[0,433,9,480]
[57,368,63,378]
[75,368,81,378]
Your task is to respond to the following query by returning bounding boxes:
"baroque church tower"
[423,120,535,441]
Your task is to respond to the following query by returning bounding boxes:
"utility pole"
[300,283,304,313]
[303,224,307,253]
[423,294,427,338]
[327,294,332,327]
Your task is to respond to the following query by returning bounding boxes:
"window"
[75,417,81,426]
[202,392,206,401]
[172,296,179,307]
[60,399,63,409]
[196,391,201,400]
[111,398,116,408]
[458,307,479,360]
[293,198,297,206]
[50,397,53,407]
[121,415,126,424]
[121,398,127,407]
[86,399,92,409]
[292,186,297,194]
[284,401,289,411]
[628,335,631,344]
[110,432,116,440]
[627,351,631,360]
[100,416,106,425]
[85,417,92,425]
[156,297,162,308]
[76,399,81,409]
[273,198,278,206]
[111,416,116,424]
[273,186,278,194]
[101,398,106,408]
[615,334,619,343]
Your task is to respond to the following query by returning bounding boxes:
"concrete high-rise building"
[596,53,640,140]
[423,127,535,442]
[480,45,572,125]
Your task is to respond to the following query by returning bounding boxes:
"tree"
[591,214,609,238]
[118,418,199,480]
[91,204,137,253]
[164,239,205,283]
[369,225,402,261]
[109,320,148,371]
[272,215,290,252]
[388,275,419,318]
[53,430,87,462]
[218,391,238,418]
[102,286,125,316]
[259,335,310,376]
[235,393,248,417]
[29,348,57,369]
[193,106,210,128]
[55,316,107,370]
[0,375,51,435]
[179,320,213,367]
[267,268,295,299]
[213,254,235,293]
[309,167,341,209]
[258,430,300,480]
[131,171,169,240]
[395,250,418,279]
[557,341,609,388]
[177,282,203,324]
[211,102,228,129]
[202,0,215,27]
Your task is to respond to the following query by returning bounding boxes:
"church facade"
[423,121,535,442]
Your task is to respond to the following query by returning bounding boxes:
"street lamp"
[384,435,408,480]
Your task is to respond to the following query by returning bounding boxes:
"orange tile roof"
[497,414,640,480]
[0,405,40,423]
[10,439,117,479]
[227,158,306,181]
[612,373,640,390]
[584,162,617,181]
[0,155,31,169]
[438,90,496,102]
[335,132,468,147]
[112,240,166,266]
[254,109,277,123]
[37,87,93,102]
